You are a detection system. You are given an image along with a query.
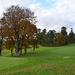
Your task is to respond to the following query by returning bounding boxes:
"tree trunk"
[16,48,19,56]
[24,47,27,54]
[33,46,35,53]
[15,42,19,56]
[20,49,22,55]
[11,49,13,56]
[0,49,1,56]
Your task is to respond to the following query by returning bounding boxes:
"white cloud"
[0,0,35,17]
[0,0,75,33]
[28,0,75,33]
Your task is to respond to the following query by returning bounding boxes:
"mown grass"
[0,44,75,75]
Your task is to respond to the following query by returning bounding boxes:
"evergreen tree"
[46,30,56,46]
[61,27,67,35]
[69,28,74,44]
[61,26,68,45]
[41,29,47,46]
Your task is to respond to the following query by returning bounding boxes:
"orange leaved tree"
[0,5,37,56]
[0,25,5,56]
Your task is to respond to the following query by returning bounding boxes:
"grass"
[0,44,75,75]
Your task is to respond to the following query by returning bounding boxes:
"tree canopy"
[0,5,37,56]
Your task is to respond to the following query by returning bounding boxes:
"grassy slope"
[0,44,75,75]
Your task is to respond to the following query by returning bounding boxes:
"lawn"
[0,44,75,75]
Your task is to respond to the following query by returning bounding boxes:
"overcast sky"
[0,0,75,33]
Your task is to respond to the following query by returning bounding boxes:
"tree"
[61,26,67,45]
[5,39,15,56]
[54,33,66,46]
[21,37,29,54]
[0,26,5,56]
[42,29,46,35]
[74,34,75,43]
[61,26,67,35]
[0,39,2,56]
[69,28,74,44]
[61,35,66,45]
[41,29,47,46]
[47,30,56,46]
[30,29,39,53]
[36,28,44,46]
[0,5,37,56]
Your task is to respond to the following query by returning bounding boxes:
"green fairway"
[0,44,75,75]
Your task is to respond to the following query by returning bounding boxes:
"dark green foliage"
[39,29,67,47]
[37,27,75,47]
[41,29,47,46]
[69,28,74,44]
[45,30,55,46]
[54,33,65,46]
[61,26,67,36]
[61,26,68,45]
[42,29,46,35]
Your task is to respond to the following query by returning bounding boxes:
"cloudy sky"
[0,0,75,33]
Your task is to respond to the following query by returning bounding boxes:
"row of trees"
[0,5,75,57]
[37,27,75,47]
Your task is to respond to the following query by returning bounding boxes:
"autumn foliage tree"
[5,39,15,56]
[54,33,66,46]
[0,26,5,56]
[0,5,37,56]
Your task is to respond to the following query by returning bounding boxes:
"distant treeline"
[36,27,75,47]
